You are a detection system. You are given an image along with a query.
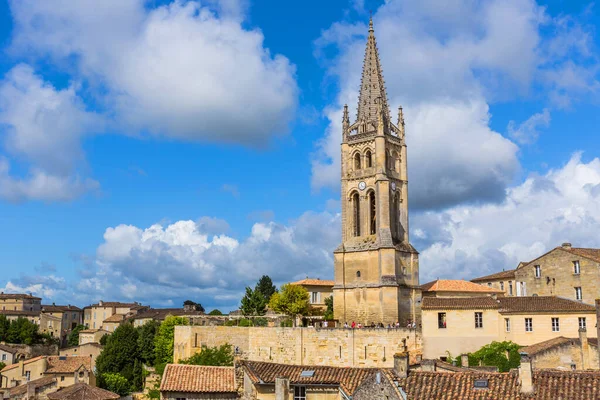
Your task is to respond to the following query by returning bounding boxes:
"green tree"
[67,325,86,347]
[255,275,277,302]
[154,316,189,371]
[0,316,9,341]
[183,300,205,313]
[180,344,234,366]
[99,333,109,346]
[102,373,131,396]
[137,320,160,365]
[268,283,310,325]
[208,309,223,316]
[240,286,267,316]
[7,317,40,344]
[323,296,334,320]
[95,323,140,389]
[467,341,521,372]
[132,359,144,392]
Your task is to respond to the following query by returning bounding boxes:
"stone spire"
[356,17,390,131]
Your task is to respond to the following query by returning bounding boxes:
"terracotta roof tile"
[564,247,600,263]
[0,293,41,300]
[421,296,500,310]
[471,269,516,282]
[47,383,120,400]
[291,278,335,286]
[46,356,91,374]
[420,279,504,293]
[160,364,236,393]
[521,336,598,356]
[241,360,373,395]
[1,355,45,372]
[8,376,56,397]
[497,296,596,314]
[102,313,125,323]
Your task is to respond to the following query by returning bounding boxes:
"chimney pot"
[579,328,590,369]
[562,242,572,249]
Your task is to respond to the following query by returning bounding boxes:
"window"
[505,318,511,332]
[535,265,541,278]
[365,150,372,168]
[573,260,581,274]
[438,313,447,329]
[368,191,376,235]
[311,292,319,304]
[356,271,361,278]
[575,287,583,301]
[487,283,492,287]
[352,192,360,237]
[521,282,527,296]
[525,318,533,332]
[579,317,587,330]
[294,386,307,400]
[354,153,361,170]
[552,317,560,332]
[508,281,513,296]
[175,398,186,400]
[500,282,504,291]
[1,354,6,361]
[474,312,483,328]
[61,376,65,382]
[25,371,30,381]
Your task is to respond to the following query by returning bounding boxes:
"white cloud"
[0,65,101,201]
[416,152,600,281]
[311,0,598,210]
[9,0,297,146]
[508,108,551,144]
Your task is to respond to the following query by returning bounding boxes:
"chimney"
[579,328,590,370]
[461,354,469,368]
[421,359,436,372]
[519,353,533,394]
[393,352,409,378]
[562,242,572,250]
[26,381,35,400]
[275,377,290,400]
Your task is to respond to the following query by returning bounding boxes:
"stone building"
[333,18,420,326]
[40,305,82,343]
[472,243,600,303]
[421,295,597,359]
[78,328,110,346]
[420,279,504,298]
[0,293,41,312]
[82,301,148,330]
[291,279,334,311]
[520,329,598,370]
[0,355,94,390]
[59,343,103,370]
[0,344,18,366]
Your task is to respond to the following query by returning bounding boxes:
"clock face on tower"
[358,181,366,191]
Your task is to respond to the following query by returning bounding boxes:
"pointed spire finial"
[369,12,374,33]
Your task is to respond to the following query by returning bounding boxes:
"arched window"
[356,271,361,278]
[352,192,361,237]
[369,191,376,235]
[385,152,389,171]
[393,151,399,172]
[365,150,372,168]
[393,192,400,238]
[354,153,361,170]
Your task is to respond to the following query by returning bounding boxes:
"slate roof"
[291,278,335,287]
[0,293,41,300]
[8,376,56,397]
[420,279,503,293]
[497,296,595,314]
[160,364,237,393]
[47,383,120,400]
[471,269,516,282]
[521,336,598,356]
[1,355,45,372]
[241,360,374,395]
[46,356,91,374]
[422,296,499,310]
[0,343,19,354]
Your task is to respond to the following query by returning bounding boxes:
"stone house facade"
[78,329,110,346]
[82,301,148,330]
[40,305,82,343]
[291,279,334,311]
[0,344,18,365]
[421,296,597,359]
[520,329,598,370]
[0,293,41,313]
[59,343,103,370]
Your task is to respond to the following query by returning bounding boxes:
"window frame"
[573,260,581,275]
[575,287,583,301]
[294,386,307,400]
[525,318,533,332]
[508,281,513,296]
[438,312,447,329]
[551,317,560,332]
[500,282,504,291]
[579,317,587,330]
[474,312,483,329]
[505,318,511,332]
[534,265,541,278]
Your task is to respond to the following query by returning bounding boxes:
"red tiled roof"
[46,356,91,374]
[103,313,125,323]
[497,296,595,314]
[291,278,335,287]
[420,279,503,293]
[1,355,45,372]
[241,360,373,395]
[160,364,236,393]
[422,296,499,310]
[47,383,120,400]
[9,376,56,397]
[521,336,598,356]
[471,269,516,282]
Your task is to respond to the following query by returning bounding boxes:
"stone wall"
[530,341,599,370]
[174,326,422,368]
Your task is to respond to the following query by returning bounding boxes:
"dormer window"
[534,265,541,278]
[573,260,580,274]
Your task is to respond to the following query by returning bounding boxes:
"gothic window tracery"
[368,190,376,235]
[352,192,361,237]
[354,153,362,170]
[365,150,372,168]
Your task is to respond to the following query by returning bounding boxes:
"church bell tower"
[333,18,420,325]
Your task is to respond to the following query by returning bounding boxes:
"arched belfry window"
[368,191,376,235]
[354,153,361,170]
[352,192,361,237]
[365,150,372,168]
[393,192,400,237]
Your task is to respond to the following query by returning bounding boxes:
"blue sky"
[0,0,599,312]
